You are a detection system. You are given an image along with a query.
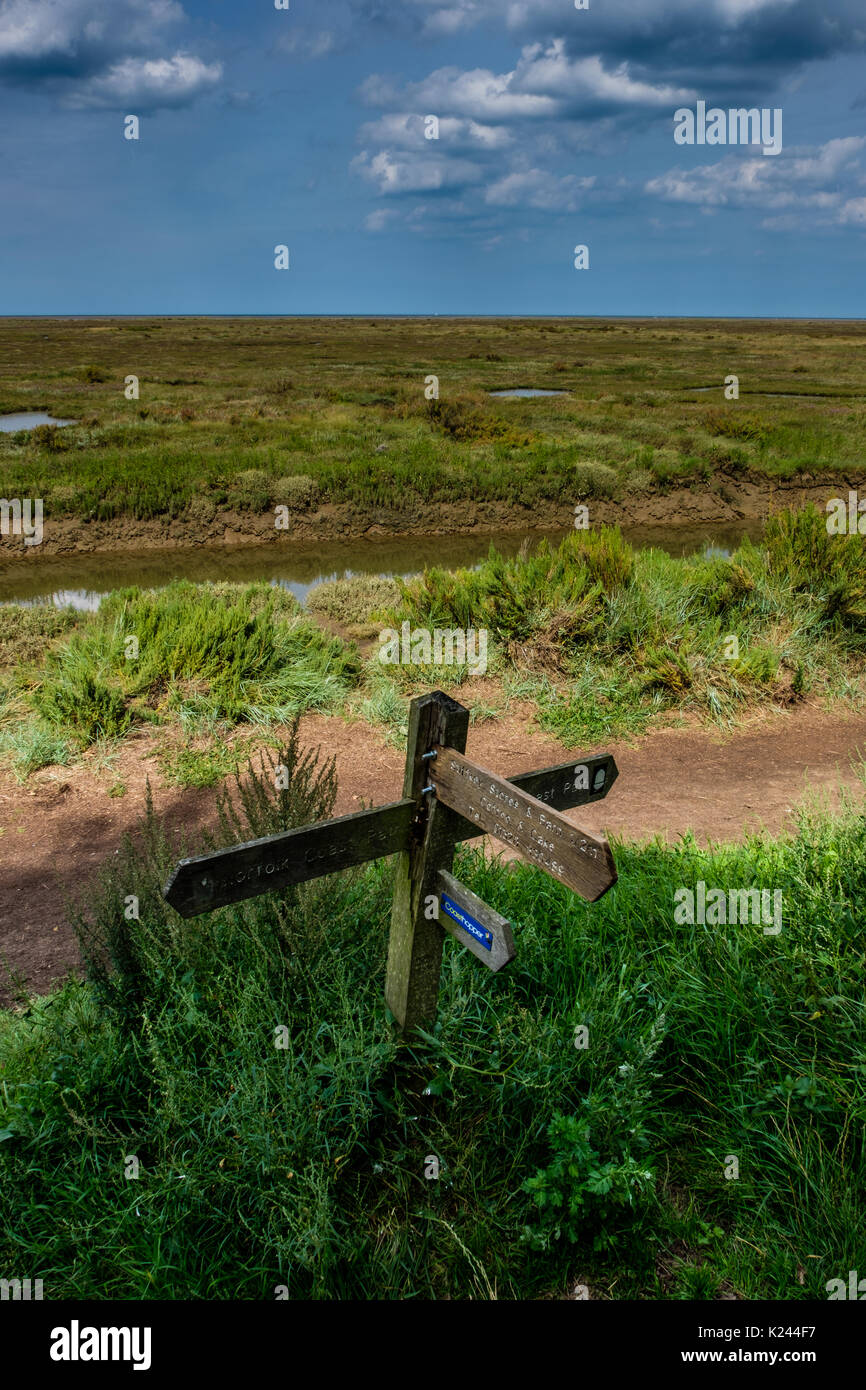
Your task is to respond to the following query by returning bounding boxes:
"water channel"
[0,520,765,611]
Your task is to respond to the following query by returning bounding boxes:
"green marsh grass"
[15,580,361,755]
[306,575,402,635]
[381,511,866,740]
[2,317,866,526]
[157,742,248,790]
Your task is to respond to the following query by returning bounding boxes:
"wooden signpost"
[164,691,618,1032]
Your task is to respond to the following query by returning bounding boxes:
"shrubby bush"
[273,474,319,511]
[228,468,271,511]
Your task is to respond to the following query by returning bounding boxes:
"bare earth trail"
[1,702,864,1006]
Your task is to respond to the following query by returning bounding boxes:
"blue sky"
[1,0,865,315]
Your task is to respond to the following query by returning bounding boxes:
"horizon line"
[1,313,866,324]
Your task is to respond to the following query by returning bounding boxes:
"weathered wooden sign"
[436,868,515,972]
[164,691,619,1032]
[164,799,416,917]
[430,745,617,903]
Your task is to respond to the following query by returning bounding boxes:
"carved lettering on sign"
[430,747,616,903]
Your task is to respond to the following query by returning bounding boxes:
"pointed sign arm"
[430,745,617,903]
[163,797,417,917]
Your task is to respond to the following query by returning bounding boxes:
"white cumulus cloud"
[511,40,696,110]
[360,64,557,121]
[358,112,514,151]
[352,148,484,195]
[0,0,220,109]
[0,0,183,66]
[645,137,866,220]
[66,52,222,109]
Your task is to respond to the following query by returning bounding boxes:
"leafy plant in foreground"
[522,1109,656,1253]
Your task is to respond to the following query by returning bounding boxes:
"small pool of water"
[0,412,76,432]
[489,389,569,399]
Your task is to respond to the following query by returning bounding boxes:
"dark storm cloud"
[347,0,866,94]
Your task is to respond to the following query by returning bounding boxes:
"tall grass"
[381,509,865,740]
[306,575,401,633]
[23,580,362,749]
[1,740,863,1299]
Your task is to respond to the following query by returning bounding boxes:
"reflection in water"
[0,520,763,611]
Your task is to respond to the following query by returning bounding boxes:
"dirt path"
[1,702,864,1006]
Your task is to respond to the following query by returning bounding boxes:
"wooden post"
[385,690,469,1033]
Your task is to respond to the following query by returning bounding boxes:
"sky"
[1,0,866,315]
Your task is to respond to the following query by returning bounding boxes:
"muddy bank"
[0,470,860,565]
